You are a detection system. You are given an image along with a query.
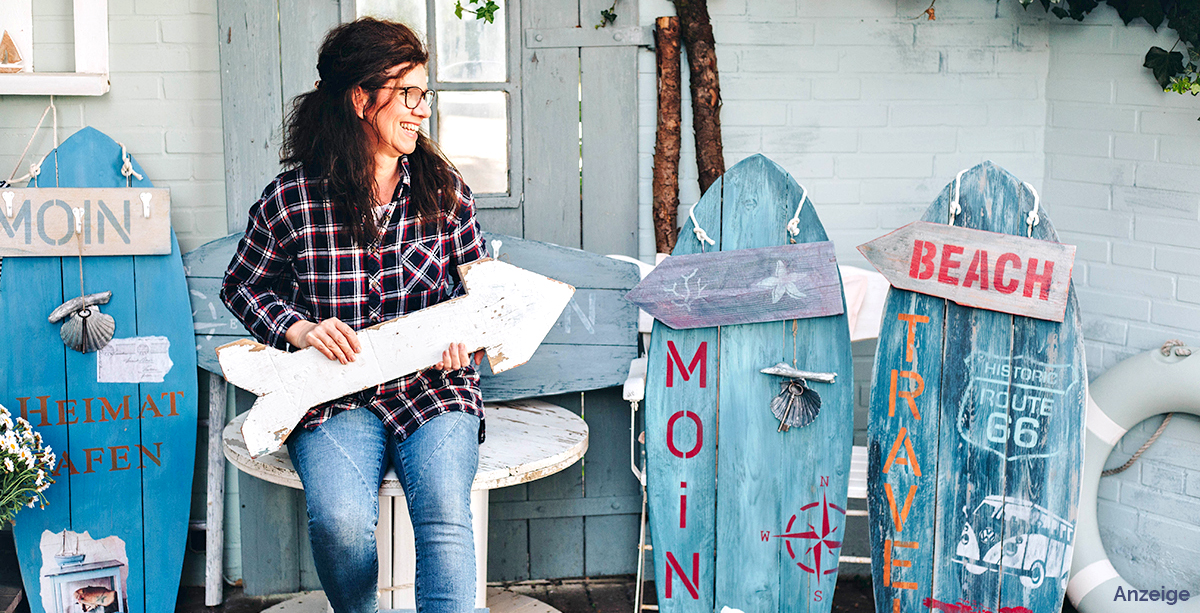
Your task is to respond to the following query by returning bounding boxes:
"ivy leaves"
[454,0,500,23]
[1145,45,1186,87]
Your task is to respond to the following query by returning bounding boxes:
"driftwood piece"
[674,0,724,193]
[0,188,171,256]
[653,16,682,254]
[857,220,1075,322]
[217,258,575,458]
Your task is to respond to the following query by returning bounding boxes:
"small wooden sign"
[624,241,844,330]
[857,221,1075,322]
[0,188,171,256]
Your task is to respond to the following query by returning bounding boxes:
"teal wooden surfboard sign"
[1,127,198,613]
[863,161,1085,613]
[643,154,854,612]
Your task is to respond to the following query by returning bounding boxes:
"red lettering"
[137,442,163,468]
[963,250,990,290]
[19,396,51,427]
[666,411,703,459]
[83,398,96,423]
[937,243,965,285]
[883,540,918,590]
[820,475,830,487]
[1023,258,1054,301]
[666,341,706,388]
[896,314,929,364]
[99,396,131,422]
[139,395,163,418]
[55,454,80,477]
[761,531,771,541]
[665,552,700,599]
[994,253,1021,294]
[56,399,78,425]
[889,371,924,420]
[161,391,184,416]
[83,448,104,474]
[679,481,688,528]
[109,446,132,471]
[908,240,936,280]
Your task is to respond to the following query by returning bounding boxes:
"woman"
[221,18,487,613]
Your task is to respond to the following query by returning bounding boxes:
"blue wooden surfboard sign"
[1,127,198,613]
[183,230,640,401]
[643,154,854,612]
[863,161,1085,613]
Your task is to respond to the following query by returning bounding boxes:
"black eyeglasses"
[380,86,436,109]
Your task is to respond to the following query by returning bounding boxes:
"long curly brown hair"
[282,18,458,246]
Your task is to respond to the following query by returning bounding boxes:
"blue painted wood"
[625,242,843,330]
[866,161,1084,613]
[6,127,197,613]
[644,154,854,613]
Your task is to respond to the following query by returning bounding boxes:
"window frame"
[424,0,522,209]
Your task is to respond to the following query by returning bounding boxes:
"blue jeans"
[288,408,481,613]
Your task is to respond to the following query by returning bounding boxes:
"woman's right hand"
[286,318,361,364]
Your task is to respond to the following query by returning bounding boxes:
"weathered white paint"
[0,0,32,73]
[0,188,172,256]
[0,0,109,95]
[218,258,576,458]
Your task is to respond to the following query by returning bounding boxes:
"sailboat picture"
[0,30,23,73]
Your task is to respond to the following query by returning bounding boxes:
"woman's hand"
[435,342,485,371]
[286,318,361,364]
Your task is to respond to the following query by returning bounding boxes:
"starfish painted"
[755,260,808,304]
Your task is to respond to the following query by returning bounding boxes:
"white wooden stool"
[223,400,588,611]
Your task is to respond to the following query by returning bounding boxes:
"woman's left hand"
[435,342,485,370]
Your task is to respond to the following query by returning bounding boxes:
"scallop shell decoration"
[48,291,116,353]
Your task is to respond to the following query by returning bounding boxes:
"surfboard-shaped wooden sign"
[1,127,198,613]
[643,154,854,612]
[863,161,1085,613]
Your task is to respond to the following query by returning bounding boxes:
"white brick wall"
[0,0,225,254]
[638,0,1200,585]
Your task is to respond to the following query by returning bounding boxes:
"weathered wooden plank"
[135,231,199,612]
[216,0,284,233]
[219,259,574,458]
[585,514,642,576]
[482,232,640,290]
[625,242,844,330]
[858,221,1075,322]
[713,155,853,613]
[644,175,721,613]
[279,0,340,106]
[486,519,530,582]
[181,232,240,278]
[520,0,580,248]
[0,188,171,256]
[3,255,69,613]
[580,386,641,575]
[580,38,638,257]
[528,517,584,579]
[489,495,642,521]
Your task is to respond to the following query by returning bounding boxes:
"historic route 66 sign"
[956,353,1079,462]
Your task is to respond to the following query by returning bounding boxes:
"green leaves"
[595,1,619,29]
[1145,45,1186,88]
[1108,0,1165,28]
[453,0,501,23]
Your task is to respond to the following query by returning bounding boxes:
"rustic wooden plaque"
[857,221,1075,322]
[625,241,844,330]
[866,161,1086,613]
[0,187,171,256]
[644,154,853,613]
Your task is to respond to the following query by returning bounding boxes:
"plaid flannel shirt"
[221,159,488,441]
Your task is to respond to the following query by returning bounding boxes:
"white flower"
[3,458,12,472]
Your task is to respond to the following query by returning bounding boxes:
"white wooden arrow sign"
[217,258,575,458]
[857,220,1075,322]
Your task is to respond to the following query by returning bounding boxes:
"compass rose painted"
[775,491,846,583]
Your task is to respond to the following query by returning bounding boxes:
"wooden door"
[214,0,644,592]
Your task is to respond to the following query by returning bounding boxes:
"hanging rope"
[119,141,143,185]
[688,203,716,249]
[948,167,967,226]
[786,186,808,241]
[1100,340,1188,477]
[1023,181,1041,238]
[6,99,55,186]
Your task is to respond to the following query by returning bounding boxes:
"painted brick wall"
[637,0,1200,586]
[0,0,226,255]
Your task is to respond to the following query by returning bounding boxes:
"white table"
[223,399,588,611]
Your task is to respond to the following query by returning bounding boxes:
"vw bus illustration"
[954,495,1074,590]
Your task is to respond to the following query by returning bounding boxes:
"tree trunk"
[653,16,682,255]
[673,0,724,194]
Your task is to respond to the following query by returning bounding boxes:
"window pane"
[438,91,508,194]
[356,0,427,43]
[434,1,505,82]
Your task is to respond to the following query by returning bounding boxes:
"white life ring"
[1068,346,1200,613]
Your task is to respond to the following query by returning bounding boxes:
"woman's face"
[362,63,431,159]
